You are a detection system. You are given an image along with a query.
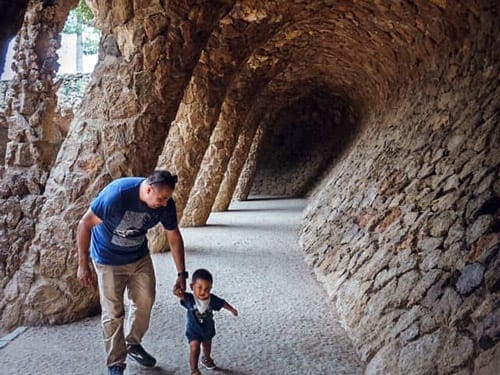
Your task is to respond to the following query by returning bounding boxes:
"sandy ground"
[0,197,364,375]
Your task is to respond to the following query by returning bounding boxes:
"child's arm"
[223,301,238,316]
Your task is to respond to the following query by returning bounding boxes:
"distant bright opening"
[0,1,100,81]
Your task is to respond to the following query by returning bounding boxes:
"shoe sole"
[127,353,156,367]
[201,363,216,370]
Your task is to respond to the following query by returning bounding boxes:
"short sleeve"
[160,198,178,230]
[90,187,121,221]
[210,294,226,311]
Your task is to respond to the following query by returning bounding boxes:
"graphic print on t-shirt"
[111,210,150,247]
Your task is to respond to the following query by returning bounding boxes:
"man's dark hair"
[146,170,178,190]
[192,268,213,284]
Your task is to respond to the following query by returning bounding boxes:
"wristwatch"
[177,271,189,279]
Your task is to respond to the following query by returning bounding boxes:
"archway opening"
[250,89,359,197]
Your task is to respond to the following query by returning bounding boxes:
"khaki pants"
[93,255,156,367]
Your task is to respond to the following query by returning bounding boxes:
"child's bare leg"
[190,340,201,371]
[201,340,212,360]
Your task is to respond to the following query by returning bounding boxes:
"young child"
[175,268,238,375]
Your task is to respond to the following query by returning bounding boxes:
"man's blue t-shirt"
[90,177,177,265]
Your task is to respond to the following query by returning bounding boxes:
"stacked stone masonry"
[0,1,498,374]
[301,55,499,374]
[250,91,358,197]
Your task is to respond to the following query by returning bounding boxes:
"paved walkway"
[0,198,364,374]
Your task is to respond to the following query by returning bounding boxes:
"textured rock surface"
[250,91,358,197]
[0,1,498,373]
[1,0,234,329]
[300,50,499,375]
[0,0,78,332]
[0,198,365,374]
[234,122,267,201]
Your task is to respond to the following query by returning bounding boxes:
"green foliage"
[62,0,94,34]
[62,0,100,58]
[82,29,100,55]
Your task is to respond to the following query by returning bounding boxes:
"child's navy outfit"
[181,292,226,342]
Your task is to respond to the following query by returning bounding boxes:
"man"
[77,170,188,375]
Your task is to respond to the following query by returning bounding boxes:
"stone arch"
[0,0,80,330]
[0,1,497,373]
[180,9,386,226]
[0,0,235,330]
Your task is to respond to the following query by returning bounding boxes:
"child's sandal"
[191,369,201,375]
[201,356,217,370]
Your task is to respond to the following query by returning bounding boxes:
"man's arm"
[77,208,102,287]
[166,227,187,292]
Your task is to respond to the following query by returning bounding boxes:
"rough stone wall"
[0,0,78,330]
[250,92,357,197]
[0,2,498,373]
[0,0,234,330]
[300,52,499,373]
[0,80,13,112]
[0,73,91,139]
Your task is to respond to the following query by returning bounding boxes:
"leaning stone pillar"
[0,0,77,331]
[4,0,76,184]
[1,0,235,331]
[212,115,262,211]
[180,98,243,226]
[233,123,267,201]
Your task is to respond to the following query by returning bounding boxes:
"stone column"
[149,4,284,247]
[4,0,77,185]
[0,0,235,332]
[212,114,262,211]
[155,4,282,219]
[180,97,243,226]
[0,0,77,331]
[233,122,267,201]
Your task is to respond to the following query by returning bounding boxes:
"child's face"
[191,278,212,300]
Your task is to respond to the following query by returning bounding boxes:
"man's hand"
[77,264,92,287]
[173,275,186,296]
[173,287,185,298]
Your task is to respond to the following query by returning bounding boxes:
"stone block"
[474,344,500,375]
[398,330,442,374]
[484,254,500,293]
[466,215,495,246]
[28,283,68,315]
[39,248,67,279]
[365,340,401,375]
[144,13,168,40]
[437,331,474,373]
[3,274,19,301]
[417,236,443,252]
[456,262,485,296]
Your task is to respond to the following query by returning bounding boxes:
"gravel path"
[0,198,364,375]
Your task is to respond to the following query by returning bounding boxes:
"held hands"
[172,275,186,298]
[173,287,185,299]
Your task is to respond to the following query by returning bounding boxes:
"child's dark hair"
[192,268,213,284]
